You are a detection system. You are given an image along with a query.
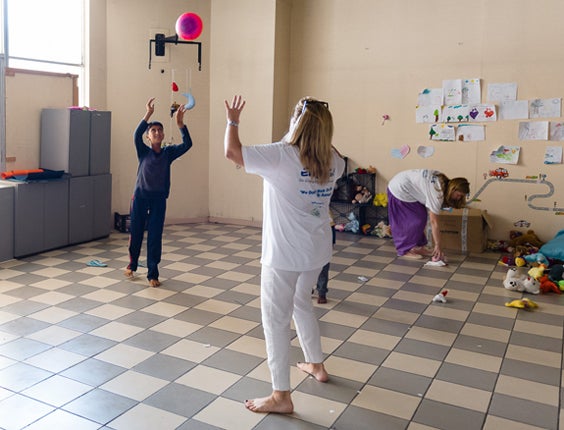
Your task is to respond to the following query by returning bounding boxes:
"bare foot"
[149,279,161,287]
[297,362,329,382]
[412,246,433,256]
[124,269,135,278]
[400,251,424,260]
[244,391,293,414]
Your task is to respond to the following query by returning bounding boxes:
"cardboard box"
[437,208,492,253]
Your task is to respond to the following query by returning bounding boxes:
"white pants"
[260,264,324,391]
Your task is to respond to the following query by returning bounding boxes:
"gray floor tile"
[394,338,450,361]
[296,374,363,404]
[124,329,181,352]
[60,358,127,386]
[334,405,409,430]
[133,353,197,381]
[59,333,117,356]
[0,361,53,391]
[63,388,137,424]
[368,366,431,396]
[187,326,241,348]
[413,398,486,430]
[144,382,216,417]
[500,358,560,386]
[488,393,559,429]
[202,348,263,375]
[436,362,497,391]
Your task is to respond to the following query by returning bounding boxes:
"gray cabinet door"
[0,186,15,261]
[69,176,94,244]
[41,109,90,177]
[93,174,112,239]
[90,111,112,175]
[44,180,70,250]
[14,182,45,257]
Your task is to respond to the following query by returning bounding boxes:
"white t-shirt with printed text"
[243,142,346,271]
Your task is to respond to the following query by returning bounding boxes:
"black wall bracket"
[148,33,202,71]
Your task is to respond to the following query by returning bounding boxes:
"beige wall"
[211,0,564,242]
[5,0,564,243]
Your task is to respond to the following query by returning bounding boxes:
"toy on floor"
[370,221,392,238]
[502,267,540,294]
[527,264,547,281]
[508,230,544,248]
[505,298,538,310]
[523,252,549,266]
[538,275,562,294]
[432,290,448,303]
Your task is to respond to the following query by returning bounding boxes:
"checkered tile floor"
[0,223,562,430]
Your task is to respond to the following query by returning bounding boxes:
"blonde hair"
[283,97,333,183]
[436,173,470,209]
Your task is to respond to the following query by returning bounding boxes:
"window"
[5,0,85,100]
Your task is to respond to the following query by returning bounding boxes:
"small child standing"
[124,97,193,287]
[315,216,336,304]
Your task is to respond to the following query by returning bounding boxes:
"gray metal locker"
[93,174,112,239]
[0,184,15,262]
[90,111,112,175]
[40,109,90,177]
[13,179,69,257]
[69,176,94,245]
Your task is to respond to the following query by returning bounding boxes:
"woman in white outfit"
[224,95,345,414]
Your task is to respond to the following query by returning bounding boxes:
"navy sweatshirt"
[132,120,193,199]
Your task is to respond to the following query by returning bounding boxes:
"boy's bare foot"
[244,391,293,414]
[124,269,135,278]
[149,279,161,287]
[297,362,329,382]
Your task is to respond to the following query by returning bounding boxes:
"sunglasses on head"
[301,100,329,115]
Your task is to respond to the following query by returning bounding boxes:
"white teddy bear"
[503,267,540,294]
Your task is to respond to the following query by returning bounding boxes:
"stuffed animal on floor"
[508,230,544,248]
[538,275,561,294]
[527,264,547,281]
[371,221,392,238]
[505,298,538,310]
[503,267,540,294]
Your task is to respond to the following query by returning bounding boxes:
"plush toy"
[432,290,448,303]
[503,267,540,294]
[521,275,540,294]
[344,212,359,233]
[371,221,392,238]
[548,264,564,283]
[373,193,388,207]
[527,263,546,280]
[505,298,538,310]
[352,186,372,204]
[508,230,544,248]
[523,252,549,266]
[538,275,561,294]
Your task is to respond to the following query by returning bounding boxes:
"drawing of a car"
[513,220,531,228]
[489,167,508,179]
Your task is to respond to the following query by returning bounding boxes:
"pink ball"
[175,12,203,41]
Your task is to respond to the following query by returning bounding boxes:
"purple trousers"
[387,189,428,256]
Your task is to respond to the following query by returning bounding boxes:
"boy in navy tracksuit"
[125,97,193,287]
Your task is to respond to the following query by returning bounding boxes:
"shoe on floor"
[149,279,161,287]
[317,295,327,304]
